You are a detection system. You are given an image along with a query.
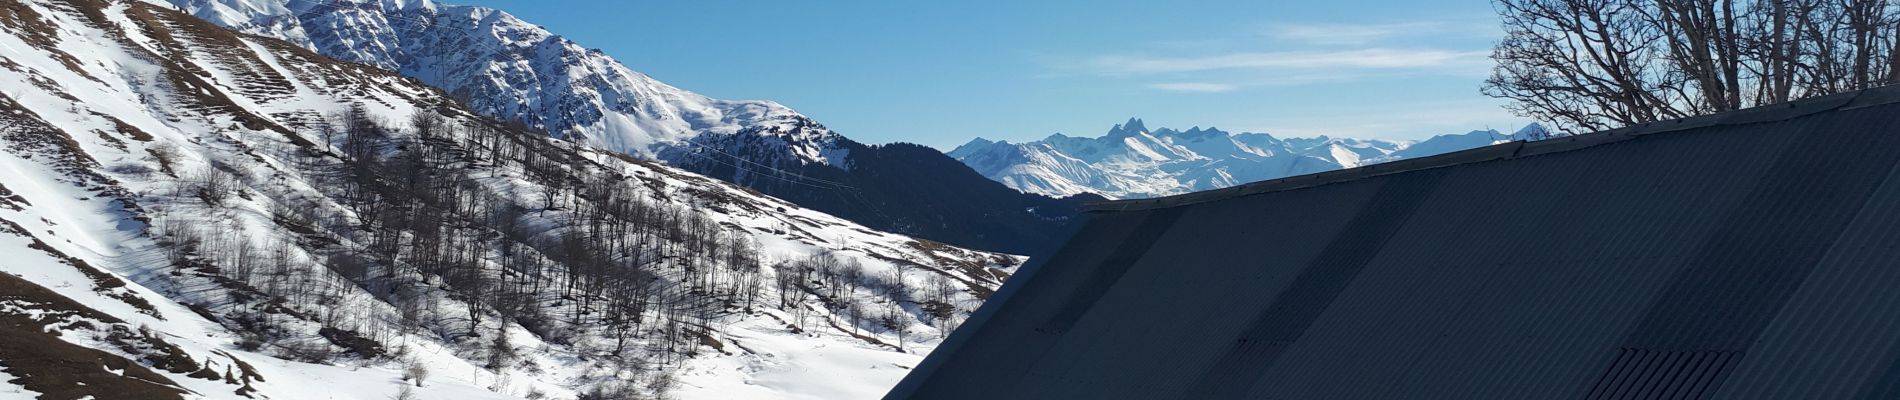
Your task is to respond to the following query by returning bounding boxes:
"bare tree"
[1486,0,1900,134]
[392,383,417,400]
[133,102,964,384]
[924,274,961,337]
[188,164,239,206]
[880,303,910,353]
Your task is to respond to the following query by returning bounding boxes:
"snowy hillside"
[156,0,1091,256]
[0,0,1015,398]
[950,118,1549,199]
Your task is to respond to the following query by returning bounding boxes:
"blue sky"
[456,0,1531,149]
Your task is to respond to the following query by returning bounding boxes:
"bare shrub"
[187,165,238,206]
[401,359,429,387]
[147,143,179,175]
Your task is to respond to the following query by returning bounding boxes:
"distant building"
[887,87,1900,400]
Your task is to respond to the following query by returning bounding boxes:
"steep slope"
[166,0,806,159]
[0,0,1014,398]
[160,0,1086,255]
[951,118,1544,199]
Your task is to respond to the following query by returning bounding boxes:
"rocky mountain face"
[159,0,1085,255]
[165,0,809,159]
[657,117,1102,255]
[0,0,1016,398]
[951,118,1549,199]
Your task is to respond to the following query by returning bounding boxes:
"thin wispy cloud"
[1147,82,1239,93]
[1045,18,1495,94]
[1264,21,1493,45]
[1089,48,1486,75]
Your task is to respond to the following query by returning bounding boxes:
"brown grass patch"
[0,273,188,400]
[105,115,155,142]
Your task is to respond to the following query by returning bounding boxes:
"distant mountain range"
[652,118,1101,255]
[950,118,1551,199]
[165,0,1086,254]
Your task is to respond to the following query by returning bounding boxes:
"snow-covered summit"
[160,0,838,163]
[951,119,1543,199]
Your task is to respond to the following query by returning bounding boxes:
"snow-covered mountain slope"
[157,0,1089,256]
[161,0,818,161]
[950,118,1548,199]
[0,1,1015,398]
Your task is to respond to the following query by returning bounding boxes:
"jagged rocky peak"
[1105,117,1149,138]
[1166,126,1232,141]
[946,137,1001,158]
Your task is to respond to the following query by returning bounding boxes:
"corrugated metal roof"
[887,85,1900,400]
